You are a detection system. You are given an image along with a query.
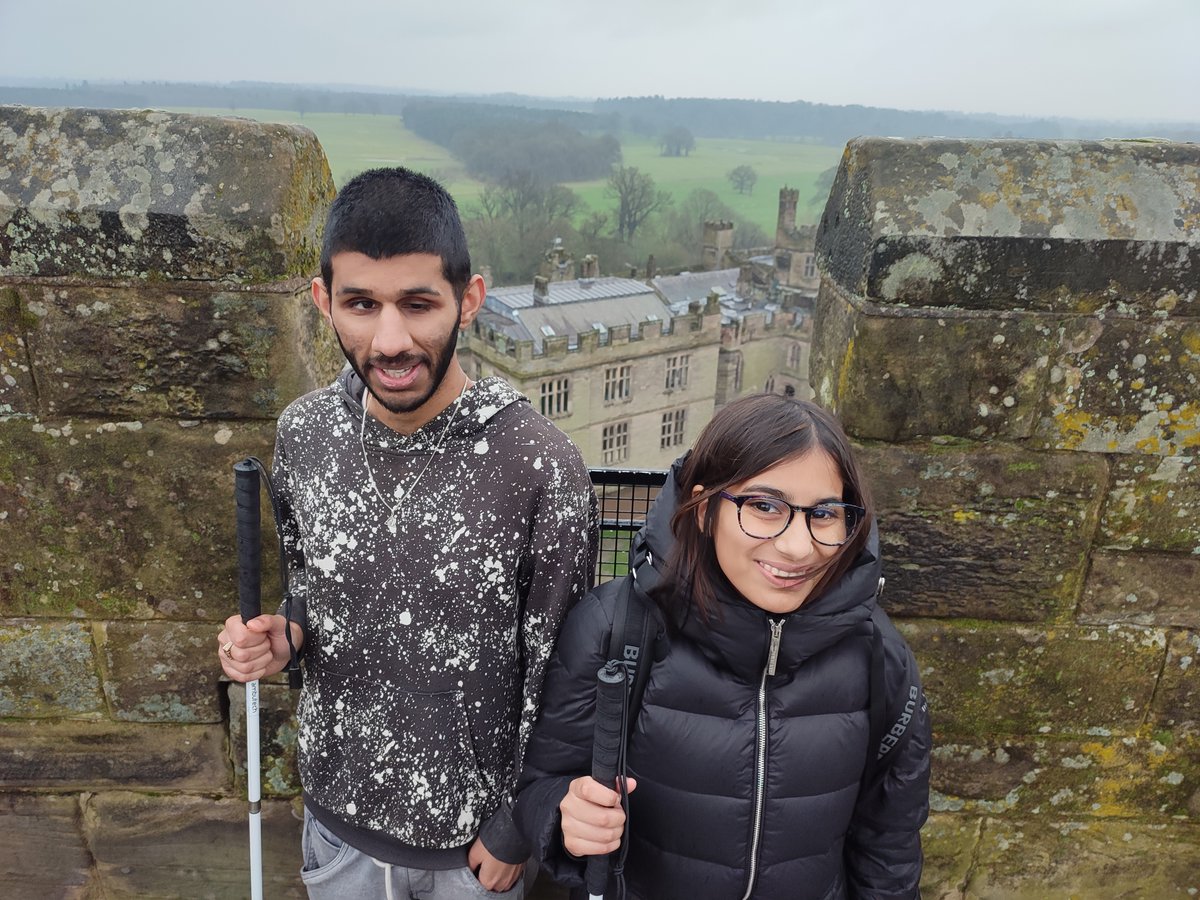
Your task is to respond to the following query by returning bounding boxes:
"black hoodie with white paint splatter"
[274,369,597,866]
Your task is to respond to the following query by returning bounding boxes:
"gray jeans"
[300,807,527,900]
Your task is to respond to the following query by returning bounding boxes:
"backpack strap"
[606,532,659,732]
[862,577,924,789]
[593,535,662,898]
[862,617,888,788]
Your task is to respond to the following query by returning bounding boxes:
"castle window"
[539,378,570,418]
[665,354,690,391]
[660,408,687,450]
[604,365,632,403]
[803,254,817,278]
[787,341,802,369]
[733,352,744,393]
[601,421,630,464]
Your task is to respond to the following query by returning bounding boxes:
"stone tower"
[702,219,734,270]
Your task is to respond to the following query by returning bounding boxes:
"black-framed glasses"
[718,492,865,546]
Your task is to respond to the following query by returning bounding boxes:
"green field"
[563,136,842,232]
[172,107,843,233]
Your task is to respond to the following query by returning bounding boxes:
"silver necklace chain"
[359,379,468,536]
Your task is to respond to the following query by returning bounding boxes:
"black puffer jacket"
[515,461,930,899]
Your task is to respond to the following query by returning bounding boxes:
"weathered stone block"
[1153,630,1200,739]
[812,280,1200,454]
[812,281,1060,442]
[0,720,229,790]
[101,621,223,723]
[0,106,335,283]
[0,418,278,619]
[816,137,1199,313]
[918,813,980,900]
[228,681,301,796]
[1099,453,1200,553]
[860,442,1106,620]
[1034,316,1200,455]
[1080,552,1200,628]
[0,286,38,416]
[0,619,103,716]
[83,791,304,898]
[966,817,1200,898]
[901,621,1163,737]
[0,793,95,898]
[6,281,340,418]
[930,735,1200,821]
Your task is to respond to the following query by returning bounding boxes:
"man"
[218,167,598,898]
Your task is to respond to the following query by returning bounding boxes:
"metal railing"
[589,467,668,584]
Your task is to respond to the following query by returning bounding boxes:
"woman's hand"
[559,775,638,857]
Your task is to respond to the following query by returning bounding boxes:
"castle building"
[737,186,820,306]
[461,189,816,468]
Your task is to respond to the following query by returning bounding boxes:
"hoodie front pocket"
[298,667,493,848]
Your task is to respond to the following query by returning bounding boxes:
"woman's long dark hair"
[657,393,874,622]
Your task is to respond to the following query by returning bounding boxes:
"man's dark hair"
[320,167,471,300]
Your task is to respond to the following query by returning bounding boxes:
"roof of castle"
[650,268,740,309]
[481,276,672,352]
[486,275,656,310]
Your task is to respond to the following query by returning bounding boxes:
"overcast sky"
[1,0,1196,123]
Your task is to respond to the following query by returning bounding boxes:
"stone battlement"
[0,109,1197,897]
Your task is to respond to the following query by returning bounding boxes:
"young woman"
[515,393,930,899]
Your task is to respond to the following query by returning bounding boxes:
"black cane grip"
[585,661,627,897]
[234,460,262,624]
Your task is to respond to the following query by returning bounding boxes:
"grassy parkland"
[170,107,843,234]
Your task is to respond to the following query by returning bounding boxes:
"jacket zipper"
[742,618,784,900]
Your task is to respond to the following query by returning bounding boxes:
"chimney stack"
[533,275,549,304]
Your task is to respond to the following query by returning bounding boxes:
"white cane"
[235,460,265,900]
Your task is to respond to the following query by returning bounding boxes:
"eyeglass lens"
[738,497,858,546]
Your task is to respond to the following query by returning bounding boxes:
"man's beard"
[333,321,460,415]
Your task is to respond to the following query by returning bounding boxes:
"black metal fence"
[589,467,667,584]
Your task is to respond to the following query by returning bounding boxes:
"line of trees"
[404,101,621,182]
[593,95,1200,144]
[462,165,771,286]
[4,81,1197,144]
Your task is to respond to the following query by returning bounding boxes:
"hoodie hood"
[639,452,882,683]
[334,365,524,451]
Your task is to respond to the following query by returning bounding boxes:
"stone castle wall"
[0,106,339,897]
[813,137,1199,896]
[0,109,1197,896]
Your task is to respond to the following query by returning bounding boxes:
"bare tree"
[478,170,581,240]
[727,164,758,195]
[607,166,671,242]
